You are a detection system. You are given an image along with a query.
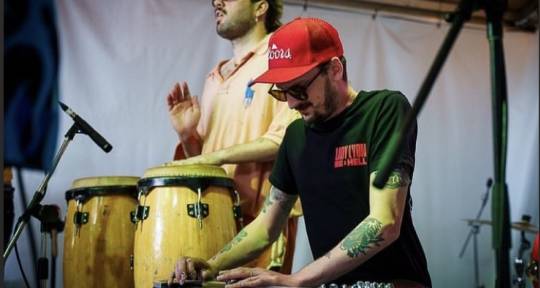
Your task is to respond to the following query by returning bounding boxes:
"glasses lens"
[269,86,287,101]
[287,87,306,100]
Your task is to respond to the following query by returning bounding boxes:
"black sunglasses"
[268,65,326,102]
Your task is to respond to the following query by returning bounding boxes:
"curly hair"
[252,0,283,32]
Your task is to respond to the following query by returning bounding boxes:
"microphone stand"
[36,204,64,288]
[372,0,511,286]
[4,123,79,260]
[459,179,492,288]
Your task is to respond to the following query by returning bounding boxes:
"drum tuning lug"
[187,203,209,220]
[130,211,138,224]
[131,205,150,223]
[73,211,89,225]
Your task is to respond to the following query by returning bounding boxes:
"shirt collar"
[210,33,271,79]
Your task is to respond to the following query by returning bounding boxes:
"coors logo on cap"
[251,17,344,85]
[268,44,292,60]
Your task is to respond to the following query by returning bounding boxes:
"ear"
[254,0,269,20]
[328,57,344,82]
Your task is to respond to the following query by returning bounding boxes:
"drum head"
[65,176,139,202]
[139,164,234,194]
[144,163,228,178]
[71,176,140,188]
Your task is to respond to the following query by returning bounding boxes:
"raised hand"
[167,82,201,139]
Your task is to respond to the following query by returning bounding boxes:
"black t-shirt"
[270,90,431,286]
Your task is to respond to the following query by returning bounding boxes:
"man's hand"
[169,151,223,166]
[169,257,217,286]
[216,267,301,288]
[167,82,201,140]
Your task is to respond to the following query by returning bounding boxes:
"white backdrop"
[4,1,538,287]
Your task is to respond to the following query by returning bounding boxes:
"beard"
[216,14,256,40]
[304,77,340,125]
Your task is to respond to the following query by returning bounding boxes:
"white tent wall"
[4,1,538,287]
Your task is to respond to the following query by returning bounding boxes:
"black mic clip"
[34,204,64,234]
[59,101,113,152]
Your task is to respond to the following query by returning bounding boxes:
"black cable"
[14,243,31,288]
[15,167,39,286]
[51,253,56,288]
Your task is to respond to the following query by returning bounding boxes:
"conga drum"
[63,176,139,288]
[133,164,240,288]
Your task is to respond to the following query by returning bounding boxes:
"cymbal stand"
[513,215,531,288]
[459,179,493,288]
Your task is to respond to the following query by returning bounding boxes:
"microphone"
[481,177,493,205]
[59,102,113,152]
[486,178,493,188]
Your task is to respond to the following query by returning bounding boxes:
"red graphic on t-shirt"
[334,143,367,168]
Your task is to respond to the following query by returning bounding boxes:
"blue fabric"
[4,0,59,171]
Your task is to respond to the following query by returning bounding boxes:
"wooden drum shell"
[63,176,138,288]
[133,164,238,288]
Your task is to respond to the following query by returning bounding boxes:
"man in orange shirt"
[166,0,300,273]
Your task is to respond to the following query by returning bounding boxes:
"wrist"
[213,149,227,165]
[291,270,325,287]
[290,272,309,287]
[205,259,220,278]
[178,130,196,143]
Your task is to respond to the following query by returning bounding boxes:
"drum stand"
[513,215,532,288]
[37,205,64,288]
[459,179,492,288]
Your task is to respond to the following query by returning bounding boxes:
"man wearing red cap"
[166,0,301,274]
[171,17,431,287]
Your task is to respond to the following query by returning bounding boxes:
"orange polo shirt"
[175,34,300,219]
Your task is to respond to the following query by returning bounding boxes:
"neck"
[230,22,267,62]
[329,84,357,118]
[347,85,358,100]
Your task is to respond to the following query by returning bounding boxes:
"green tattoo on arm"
[340,217,384,258]
[219,229,248,254]
[262,186,297,214]
[261,193,274,213]
[374,170,411,190]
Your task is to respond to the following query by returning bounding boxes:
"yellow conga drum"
[63,176,139,288]
[133,164,240,288]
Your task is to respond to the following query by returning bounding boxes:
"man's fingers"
[167,82,182,109]
[191,95,200,110]
[186,258,198,280]
[175,258,188,284]
[217,268,252,282]
[226,276,262,288]
[181,81,191,100]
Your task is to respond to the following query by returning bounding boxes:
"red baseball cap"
[251,17,344,85]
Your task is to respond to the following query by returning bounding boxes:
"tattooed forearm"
[262,186,297,214]
[324,251,332,260]
[261,192,274,213]
[218,229,248,254]
[340,217,384,258]
[373,170,411,190]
